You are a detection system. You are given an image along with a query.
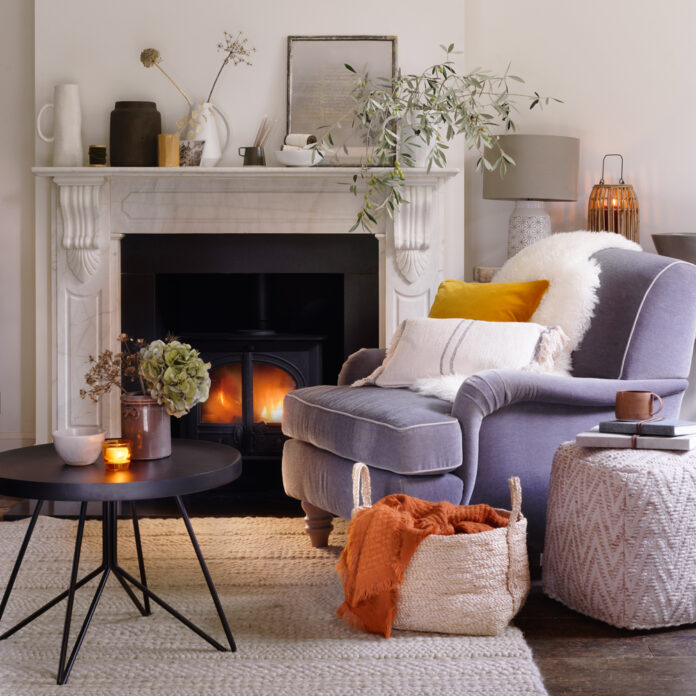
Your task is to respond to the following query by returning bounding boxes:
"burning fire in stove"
[252,363,297,423]
[200,361,296,424]
[201,363,243,423]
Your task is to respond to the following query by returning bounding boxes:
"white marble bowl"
[274,149,324,167]
[52,427,106,466]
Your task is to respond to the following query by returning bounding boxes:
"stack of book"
[576,420,696,451]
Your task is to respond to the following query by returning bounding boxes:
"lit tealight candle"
[102,439,132,471]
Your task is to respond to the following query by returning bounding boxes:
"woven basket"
[351,463,530,636]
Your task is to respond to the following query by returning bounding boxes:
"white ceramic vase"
[177,101,230,167]
[36,83,84,166]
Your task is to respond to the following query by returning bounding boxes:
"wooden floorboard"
[1,498,694,695]
[516,585,696,696]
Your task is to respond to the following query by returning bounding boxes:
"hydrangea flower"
[139,340,211,418]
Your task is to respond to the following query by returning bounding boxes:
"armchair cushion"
[354,318,570,389]
[282,385,462,475]
[428,278,549,321]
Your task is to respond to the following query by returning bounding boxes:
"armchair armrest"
[337,348,386,385]
[452,369,688,419]
[450,369,688,517]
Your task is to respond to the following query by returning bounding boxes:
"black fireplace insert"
[120,233,378,510]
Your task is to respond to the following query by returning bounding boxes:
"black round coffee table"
[0,439,241,685]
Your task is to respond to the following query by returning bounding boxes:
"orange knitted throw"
[335,494,510,638]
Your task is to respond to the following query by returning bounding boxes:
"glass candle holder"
[102,439,132,471]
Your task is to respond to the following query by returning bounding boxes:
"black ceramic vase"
[110,101,161,166]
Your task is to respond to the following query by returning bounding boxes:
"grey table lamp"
[483,134,580,257]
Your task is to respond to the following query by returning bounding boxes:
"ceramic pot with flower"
[177,101,230,167]
[80,336,211,461]
[121,394,171,460]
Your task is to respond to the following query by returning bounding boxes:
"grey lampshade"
[482,134,580,202]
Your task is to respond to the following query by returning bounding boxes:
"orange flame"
[200,362,296,424]
[253,363,296,423]
[201,363,243,423]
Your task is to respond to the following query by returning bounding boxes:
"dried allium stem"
[156,64,192,106]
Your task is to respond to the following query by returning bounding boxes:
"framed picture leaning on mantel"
[287,35,397,166]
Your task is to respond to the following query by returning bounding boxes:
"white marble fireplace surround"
[33,166,459,442]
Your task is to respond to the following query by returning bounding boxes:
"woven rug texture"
[0,515,548,695]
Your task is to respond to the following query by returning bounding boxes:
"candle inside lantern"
[102,439,132,471]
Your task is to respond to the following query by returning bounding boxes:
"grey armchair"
[281,248,696,549]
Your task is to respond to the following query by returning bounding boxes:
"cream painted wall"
[0,1,35,451]
[465,0,696,270]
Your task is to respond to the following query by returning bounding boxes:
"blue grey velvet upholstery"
[281,247,696,548]
[571,250,696,379]
[452,370,687,543]
[283,386,462,475]
[337,348,386,386]
[282,439,464,520]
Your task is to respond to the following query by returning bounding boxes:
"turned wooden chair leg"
[301,502,333,548]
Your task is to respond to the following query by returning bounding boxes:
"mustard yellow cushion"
[428,279,549,322]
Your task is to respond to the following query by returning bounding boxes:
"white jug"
[36,83,84,166]
[177,101,230,167]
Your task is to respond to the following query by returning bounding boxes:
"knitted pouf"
[542,442,696,629]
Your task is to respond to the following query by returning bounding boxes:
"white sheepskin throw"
[493,231,641,370]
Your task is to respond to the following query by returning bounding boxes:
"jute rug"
[0,515,548,695]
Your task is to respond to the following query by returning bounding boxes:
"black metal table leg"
[1,492,236,685]
[174,496,236,652]
[0,567,103,642]
[106,502,147,616]
[57,502,88,685]
[0,500,44,623]
[113,565,228,651]
[60,567,111,684]
[130,502,151,615]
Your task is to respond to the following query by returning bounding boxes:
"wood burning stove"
[174,331,323,457]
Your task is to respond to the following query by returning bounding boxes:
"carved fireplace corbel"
[54,175,106,283]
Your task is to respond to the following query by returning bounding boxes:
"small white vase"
[177,101,230,167]
[36,83,84,166]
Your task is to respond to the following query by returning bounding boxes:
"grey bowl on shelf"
[652,233,696,264]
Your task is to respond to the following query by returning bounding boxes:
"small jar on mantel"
[121,394,171,460]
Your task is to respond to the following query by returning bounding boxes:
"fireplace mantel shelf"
[33,166,458,186]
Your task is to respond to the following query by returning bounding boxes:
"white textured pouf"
[542,442,696,629]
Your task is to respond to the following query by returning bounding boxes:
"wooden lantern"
[587,154,639,242]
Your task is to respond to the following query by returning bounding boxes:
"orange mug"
[615,390,663,421]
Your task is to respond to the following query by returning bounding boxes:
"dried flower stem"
[206,31,255,103]
[155,64,192,106]
[140,48,192,106]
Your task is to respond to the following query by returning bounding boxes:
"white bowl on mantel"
[274,150,324,167]
[52,427,106,466]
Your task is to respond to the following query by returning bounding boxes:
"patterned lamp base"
[507,200,551,258]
